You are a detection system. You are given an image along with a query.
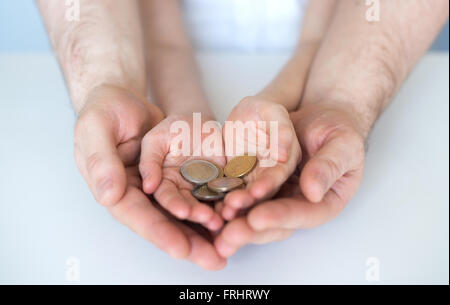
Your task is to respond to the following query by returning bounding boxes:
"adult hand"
[215,103,366,257]
[74,85,226,270]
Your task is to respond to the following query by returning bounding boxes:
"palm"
[213,104,366,258]
[220,97,301,220]
[75,86,226,270]
[140,115,226,231]
[107,164,226,270]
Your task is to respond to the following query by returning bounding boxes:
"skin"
[38,0,226,270]
[39,0,449,268]
[138,0,228,268]
[139,114,225,231]
[219,0,337,219]
[215,0,449,257]
[220,97,301,221]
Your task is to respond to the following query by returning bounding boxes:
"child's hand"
[139,114,225,231]
[214,103,366,257]
[218,97,301,221]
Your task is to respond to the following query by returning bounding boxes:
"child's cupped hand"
[217,96,301,221]
[139,114,226,231]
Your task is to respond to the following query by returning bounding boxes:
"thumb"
[260,103,295,163]
[74,111,127,206]
[139,125,168,194]
[300,133,364,203]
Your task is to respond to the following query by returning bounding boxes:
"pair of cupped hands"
[74,84,366,270]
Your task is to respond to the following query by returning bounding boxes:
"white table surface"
[0,52,448,285]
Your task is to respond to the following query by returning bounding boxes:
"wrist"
[300,91,380,140]
[77,83,149,116]
[56,27,146,114]
[256,42,320,111]
[160,95,216,120]
[166,109,216,121]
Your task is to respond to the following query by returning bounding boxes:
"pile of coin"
[180,156,257,202]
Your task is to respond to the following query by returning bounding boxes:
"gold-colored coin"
[192,184,224,202]
[180,160,218,185]
[224,155,257,178]
[211,161,224,179]
[207,177,243,193]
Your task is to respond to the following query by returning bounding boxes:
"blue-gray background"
[0,1,448,52]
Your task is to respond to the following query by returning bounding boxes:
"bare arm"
[302,0,449,137]
[37,0,146,113]
[213,1,449,254]
[140,0,214,118]
[256,0,338,111]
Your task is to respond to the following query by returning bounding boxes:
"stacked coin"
[180,156,257,203]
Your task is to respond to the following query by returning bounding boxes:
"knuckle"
[85,152,104,176]
[321,157,341,180]
[278,124,294,141]
[74,111,98,137]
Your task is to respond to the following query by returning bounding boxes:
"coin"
[180,159,219,184]
[192,184,225,202]
[207,177,244,193]
[210,161,224,179]
[224,155,257,178]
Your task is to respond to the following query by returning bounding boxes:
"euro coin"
[224,155,257,178]
[192,184,224,202]
[180,159,219,185]
[211,161,224,179]
[207,177,244,193]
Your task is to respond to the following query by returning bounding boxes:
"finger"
[180,190,218,227]
[215,218,254,257]
[247,191,346,231]
[107,186,190,260]
[225,155,298,209]
[222,189,253,221]
[74,112,126,206]
[215,201,225,214]
[204,213,224,232]
[214,217,293,257]
[300,134,363,203]
[271,122,295,163]
[182,227,227,270]
[154,179,191,219]
[224,189,255,210]
[247,163,292,201]
[259,103,295,162]
[221,205,239,221]
[251,228,294,244]
[139,127,168,194]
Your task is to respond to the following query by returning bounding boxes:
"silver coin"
[180,159,219,185]
[207,177,244,193]
[192,185,225,202]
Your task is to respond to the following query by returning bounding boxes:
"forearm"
[141,0,214,118]
[256,0,337,111]
[37,0,146,114]
[301,0,449,137]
